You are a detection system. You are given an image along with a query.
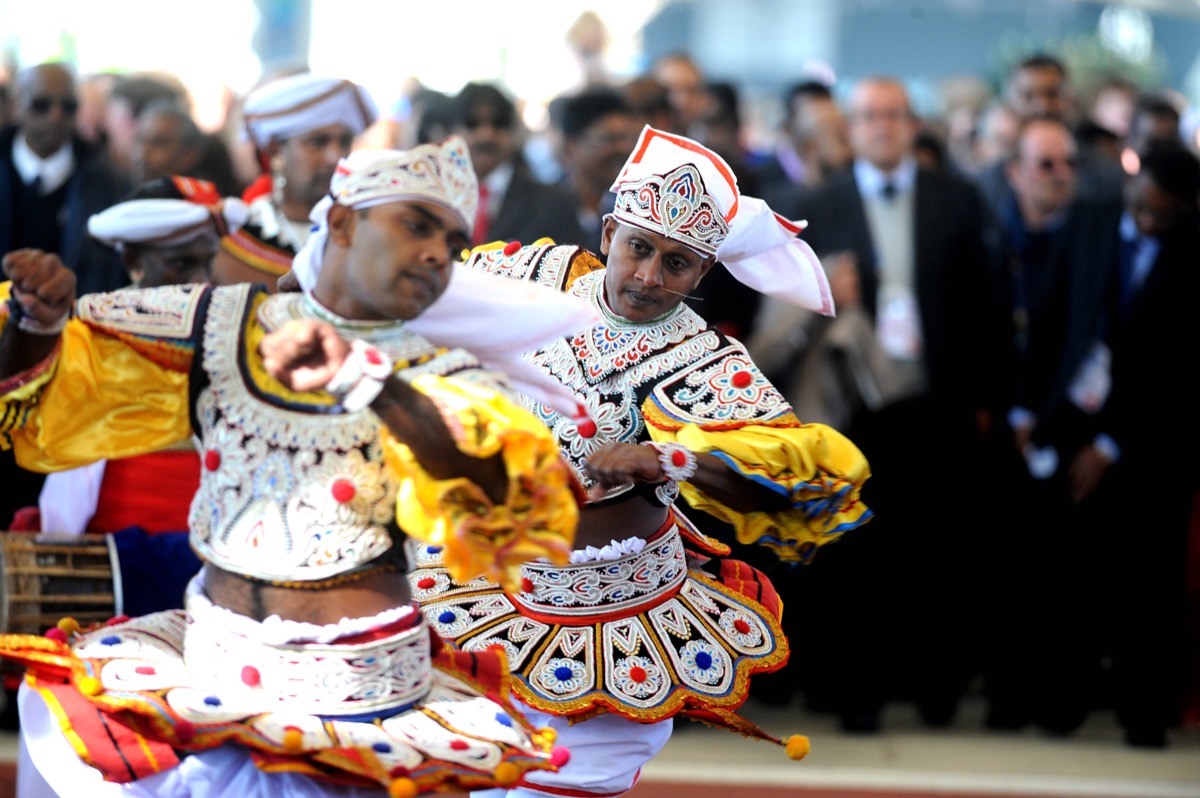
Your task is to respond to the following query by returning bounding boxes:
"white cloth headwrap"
[88,198,249,251]
[242,74,378,149]
[610,125,834,316]
[291,143,596,420]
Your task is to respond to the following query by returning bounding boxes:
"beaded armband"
[325,338,393,412]
[645,441,698,482]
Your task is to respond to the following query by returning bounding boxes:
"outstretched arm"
[259,319,507,502]
[0,250,75,379]
[584,442,790,512]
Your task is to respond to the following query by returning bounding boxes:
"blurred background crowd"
[1,0,1199,752]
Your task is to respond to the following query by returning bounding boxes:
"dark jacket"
[0,125,130,295]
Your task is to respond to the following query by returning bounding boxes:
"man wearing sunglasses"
[983,115,1125,736]
[0,62,129,295]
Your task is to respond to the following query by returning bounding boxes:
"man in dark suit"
[0,61,128,531]
[1060,145,1200,748]
[0,62,129,295]
[451,82,584,249]
[983,117,1124,735]
[779,76,1003,733]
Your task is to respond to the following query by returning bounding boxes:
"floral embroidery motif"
[677,639,726,685]
[611,655,664,699]
[537,657,587,695]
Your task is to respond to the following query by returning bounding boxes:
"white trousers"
[472,705,673,798]
[16,684,387,798]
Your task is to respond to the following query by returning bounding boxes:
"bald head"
[848,78,917,172]
[16,63,78,157]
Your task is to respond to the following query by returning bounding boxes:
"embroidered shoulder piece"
[464,243,603,294]
[75,284,208,373]
[643,341,799,431]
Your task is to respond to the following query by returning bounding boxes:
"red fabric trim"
[43,681,180,782]
[717,559,782,620]
[87,450,201,534]
[330,605,422,645]
[241,174,272,204]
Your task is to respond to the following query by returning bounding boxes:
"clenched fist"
[2,249,75,330]
[584,442,665,499]
[259,319,352,393]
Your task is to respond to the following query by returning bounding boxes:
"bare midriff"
[203,563,412,624]
[575,493,671,550]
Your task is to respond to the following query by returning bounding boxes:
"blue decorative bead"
[494,712,512,727]
[554,666,574,681]
[437,610,456,624]
[372,742,392,753]
[427,545,443,554]
[695,652,712,670]
[100,636,121,646]
[204,696,222,706]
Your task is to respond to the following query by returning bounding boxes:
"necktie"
[472,184,490,246]
[881,181,897,201]
[1117,235,1138,317]
[29,174,43,195]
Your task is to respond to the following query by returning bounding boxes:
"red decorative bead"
[503,241,522,256]
[550,746,571,767]
[175,719,196,743]
[671,450,688,468]
[241,665,261,686]
[106,614,131,626]
[731,370,753,389]
[331,479,357,503]
[135,665,156,675]
[416,577,436,590]
[44,627,67,643]
[204,449,221,471]
[521,577,535,594]
[449,739,469,751]
[629,666,647,683]
[389,766,411,778]
[733,619,751,634]
[364,348,383,366]
[575,419,597,439]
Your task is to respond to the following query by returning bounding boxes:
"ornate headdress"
[328,139,478,231]
[609,126,834,314]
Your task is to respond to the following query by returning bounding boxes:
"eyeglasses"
[29,96,79,115]
[462,114,512,131]
[1033,156,1078,172]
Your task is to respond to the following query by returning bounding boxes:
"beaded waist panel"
[0,596,562,792]
[409,521,789,722]
[179,586,432,718]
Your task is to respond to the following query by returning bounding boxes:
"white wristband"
[16,312,69,335]
[645,441,698,482]
[324,339,393,412]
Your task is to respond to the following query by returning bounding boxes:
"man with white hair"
[213,73,377,290]
[412,126,873,797]
[0,138,591,797]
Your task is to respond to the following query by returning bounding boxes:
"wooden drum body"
[0,532,124,635]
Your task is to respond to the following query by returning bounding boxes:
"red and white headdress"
[610,126,834,315]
